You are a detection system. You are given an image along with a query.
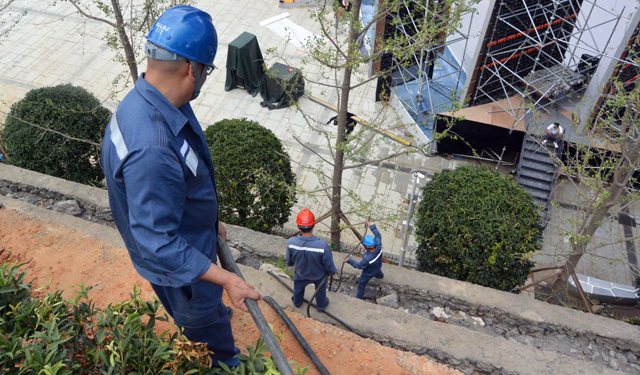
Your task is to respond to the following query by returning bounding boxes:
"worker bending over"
[542,121,564,149]
[345,221,384,299]
[286,209,337,312]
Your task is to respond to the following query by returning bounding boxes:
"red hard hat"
[296,209,316,228]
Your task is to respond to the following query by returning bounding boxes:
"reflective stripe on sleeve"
[110,115,128,160]
[181,139,198,176]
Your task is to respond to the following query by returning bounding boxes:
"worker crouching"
[286,209,337,312]
[345,221,384,299]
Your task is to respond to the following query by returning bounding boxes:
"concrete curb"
[2,164,640,374]
[0,196,623,374]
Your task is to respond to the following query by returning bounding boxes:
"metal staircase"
[515,134,561,226]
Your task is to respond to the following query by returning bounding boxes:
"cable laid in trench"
[217,237,294,375]
[263,296,331,375]
[331,225,369,293]
[267,270,371,339]
[307,275,328,319]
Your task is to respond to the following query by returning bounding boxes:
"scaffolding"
[460,0,628,164]
[374,0,475,136]
[373,0,636,162]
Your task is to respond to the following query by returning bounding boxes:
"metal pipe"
[400,170,422,267]
[216,237,294,375]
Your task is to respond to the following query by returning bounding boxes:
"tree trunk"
[552,102,640,294]
[329,0,363,249]
[111,0,138,83]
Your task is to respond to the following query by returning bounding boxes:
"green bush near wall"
[0,263,301,374]
[204,118,296,232]
[1,84,110,185]
[415,165,540,291]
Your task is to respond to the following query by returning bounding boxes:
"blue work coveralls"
[347,224,384,299]
[101,74,240,367]
[286,234,337,311]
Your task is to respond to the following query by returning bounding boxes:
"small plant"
[0,263,306,374]
[266,256,295,278]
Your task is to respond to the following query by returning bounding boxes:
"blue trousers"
[292,278,328,311]
[356,270,384,299]
[151,281,240,368]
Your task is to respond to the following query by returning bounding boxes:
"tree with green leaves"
[0,0,26,43]
[546,75,640,299]
[60,0,190,89]
[414,165,540,291]
[204,118,297,233]
[1,84,110,185]
[269,0,477,248]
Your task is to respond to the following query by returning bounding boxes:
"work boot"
[317,298,329,312]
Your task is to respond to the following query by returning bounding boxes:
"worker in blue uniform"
[286,209,337,312]
[345,221,384,299]
[101,6,261,368]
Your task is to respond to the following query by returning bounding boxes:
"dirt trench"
[0,205,458,375]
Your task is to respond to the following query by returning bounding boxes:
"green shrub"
[0,263,303,374]
[414,165,540,291]
[1,84,110,185]
[204,118,296,232]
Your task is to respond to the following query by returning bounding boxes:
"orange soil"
[0,206,458,375]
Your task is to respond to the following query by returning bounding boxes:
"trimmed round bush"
[1,84,110,185]
[204,118,296,232]
[415,165,540,291]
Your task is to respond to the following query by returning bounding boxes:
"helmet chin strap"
[189,60,207,101]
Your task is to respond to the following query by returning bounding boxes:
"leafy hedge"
[1,84,110,186]
[204,118,296,232]
[414,166,540,291]
[0,263,299,374]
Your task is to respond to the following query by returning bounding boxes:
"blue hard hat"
[147,5,218,67]
[362,235,375,247]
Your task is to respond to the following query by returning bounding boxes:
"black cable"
[217,237,294,375]
[306,275,328,318]
[267,271,371,339]
[332,224,369,293]
[263,297,331,375]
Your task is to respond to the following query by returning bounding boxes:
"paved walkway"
[0,0,638,285]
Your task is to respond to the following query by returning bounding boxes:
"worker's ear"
[187,62,196,82]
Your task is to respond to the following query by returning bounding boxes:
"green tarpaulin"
[260,62,305,110]
[224,32,264,97]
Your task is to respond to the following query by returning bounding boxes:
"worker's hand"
[218,221,228,241]
[344,255,350,263]
[222,274,261,312]
[365,221,372,227]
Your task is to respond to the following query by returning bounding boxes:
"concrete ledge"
[0,196,623,374]
[229,225,640,351]
[2,164,640,373]
[0,164,109,209]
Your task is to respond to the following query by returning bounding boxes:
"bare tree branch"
[6,114,101,147]
[343,150,413,170]
[68,0,118,28]
[0,0,18,13]
[291,132,335,167]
